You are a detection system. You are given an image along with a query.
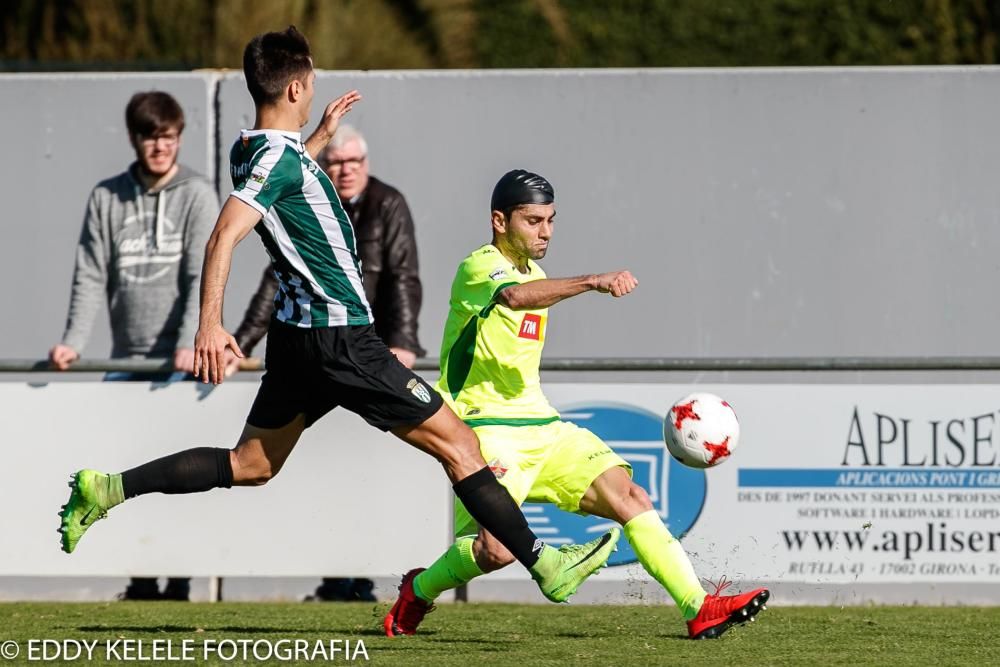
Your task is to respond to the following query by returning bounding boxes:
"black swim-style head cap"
[490,169,554,213]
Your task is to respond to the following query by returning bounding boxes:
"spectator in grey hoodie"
[48,91,218,600]
[50,91,217,375]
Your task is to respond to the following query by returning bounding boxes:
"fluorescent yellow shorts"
[454,420,632,537]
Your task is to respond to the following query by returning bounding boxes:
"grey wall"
[0,74,231,359]
[4,68,1000,360]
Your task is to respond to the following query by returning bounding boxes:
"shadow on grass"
[75,626,365,634]
[552,630,689,641]
[372,638,507,652]
[354,627,440,637]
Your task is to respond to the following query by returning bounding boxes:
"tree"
[2,0,998,70]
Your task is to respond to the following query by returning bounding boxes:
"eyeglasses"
[326,156,366,171]
[138,132,180,147]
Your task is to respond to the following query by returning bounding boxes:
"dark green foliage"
[1,0,998,70]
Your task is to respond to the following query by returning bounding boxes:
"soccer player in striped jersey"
[58,27,618,605]
[384,170,769,640]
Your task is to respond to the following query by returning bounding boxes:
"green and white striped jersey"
[229,129,373,328]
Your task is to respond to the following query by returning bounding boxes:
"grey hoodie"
[60,162,218,358]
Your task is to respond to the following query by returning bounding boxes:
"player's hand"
[173,347,195,373]
[316,90,362,141]
[593,271,639,298]
[390,347,417,369]
[194,324,243,385]
[49,344,79,370]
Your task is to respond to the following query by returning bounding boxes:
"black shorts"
[246,321,442,431]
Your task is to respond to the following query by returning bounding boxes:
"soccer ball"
[663,393,740,469]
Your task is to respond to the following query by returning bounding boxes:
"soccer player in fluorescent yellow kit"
[384,170,769,640]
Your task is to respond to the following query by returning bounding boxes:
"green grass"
[0,602,997,666]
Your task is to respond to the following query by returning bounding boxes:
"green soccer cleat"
[530,527,621,603]
[59,470,122,554]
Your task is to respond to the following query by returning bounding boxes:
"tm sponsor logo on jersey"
[489,268,508,281]
[519,314,542,340]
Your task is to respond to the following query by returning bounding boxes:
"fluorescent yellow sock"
[623,510,706,620]
[412,536,484,603]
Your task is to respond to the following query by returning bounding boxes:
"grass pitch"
[0,602,997,666]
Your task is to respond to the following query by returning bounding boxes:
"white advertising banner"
[1,382,451,577]
[4,381,999,585]
[484,383,1000,584]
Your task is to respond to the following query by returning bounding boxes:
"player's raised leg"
[59,416,305,553]
[392,406,620,602]
[391,405,619,606]
[385,428,621,637]
[580,465,769,639]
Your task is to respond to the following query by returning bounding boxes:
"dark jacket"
[233,175,425,356]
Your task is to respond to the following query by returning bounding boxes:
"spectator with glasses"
[50,90,218,601]
[227,124,426,602]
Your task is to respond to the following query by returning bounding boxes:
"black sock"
[453,467,543,568]
[121,447,233,499]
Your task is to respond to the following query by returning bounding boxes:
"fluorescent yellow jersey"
[437,244,559,426]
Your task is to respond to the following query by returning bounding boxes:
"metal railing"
[4,356,1000,373]
[0,358,263,373]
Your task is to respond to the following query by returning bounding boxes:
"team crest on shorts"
[406,378,432,404]
[488,458,508,479]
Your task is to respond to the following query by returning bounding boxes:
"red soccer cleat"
[687,577,769,640]
[384,568,435,637]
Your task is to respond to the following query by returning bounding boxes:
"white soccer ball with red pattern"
[663,393,740,469]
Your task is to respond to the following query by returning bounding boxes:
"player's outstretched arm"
[304,90,362,158]
[193,197,261,385]
[498,270,638,310]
